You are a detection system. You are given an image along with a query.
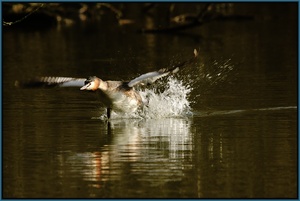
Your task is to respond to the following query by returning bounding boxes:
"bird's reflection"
[58,118,193,188]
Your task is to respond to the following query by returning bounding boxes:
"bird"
[17,49,198,119]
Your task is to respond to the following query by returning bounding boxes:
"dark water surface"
[3,3,297,198]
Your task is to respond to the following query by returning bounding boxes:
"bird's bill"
[80,83,90,90]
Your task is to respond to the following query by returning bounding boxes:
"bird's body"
[89,80,143,117]
[17,49,198,119]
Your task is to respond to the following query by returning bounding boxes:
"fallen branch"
[138,3,253,34]
[3,3,44,26]
[138,3,212,33]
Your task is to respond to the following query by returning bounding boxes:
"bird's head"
[80,76,100,91]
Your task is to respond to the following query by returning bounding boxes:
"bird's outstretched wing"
[16,49,198,89]
[15,76,86,88]
[127,49,198,87]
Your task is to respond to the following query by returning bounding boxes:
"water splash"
[138,76,193,118]
[179,57,237,104]
[99,76,193,120]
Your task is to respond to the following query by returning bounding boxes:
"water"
[3,3,297,198]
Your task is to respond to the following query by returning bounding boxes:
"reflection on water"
[5,107,294,198]
[58,118,193,192]
[7,106,292,198]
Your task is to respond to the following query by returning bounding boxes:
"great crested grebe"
[18,49,198,118]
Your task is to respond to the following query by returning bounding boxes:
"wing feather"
[128,49,198,87]
[16,76,86,88]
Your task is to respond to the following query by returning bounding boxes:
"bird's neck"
[98,79,108,91]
